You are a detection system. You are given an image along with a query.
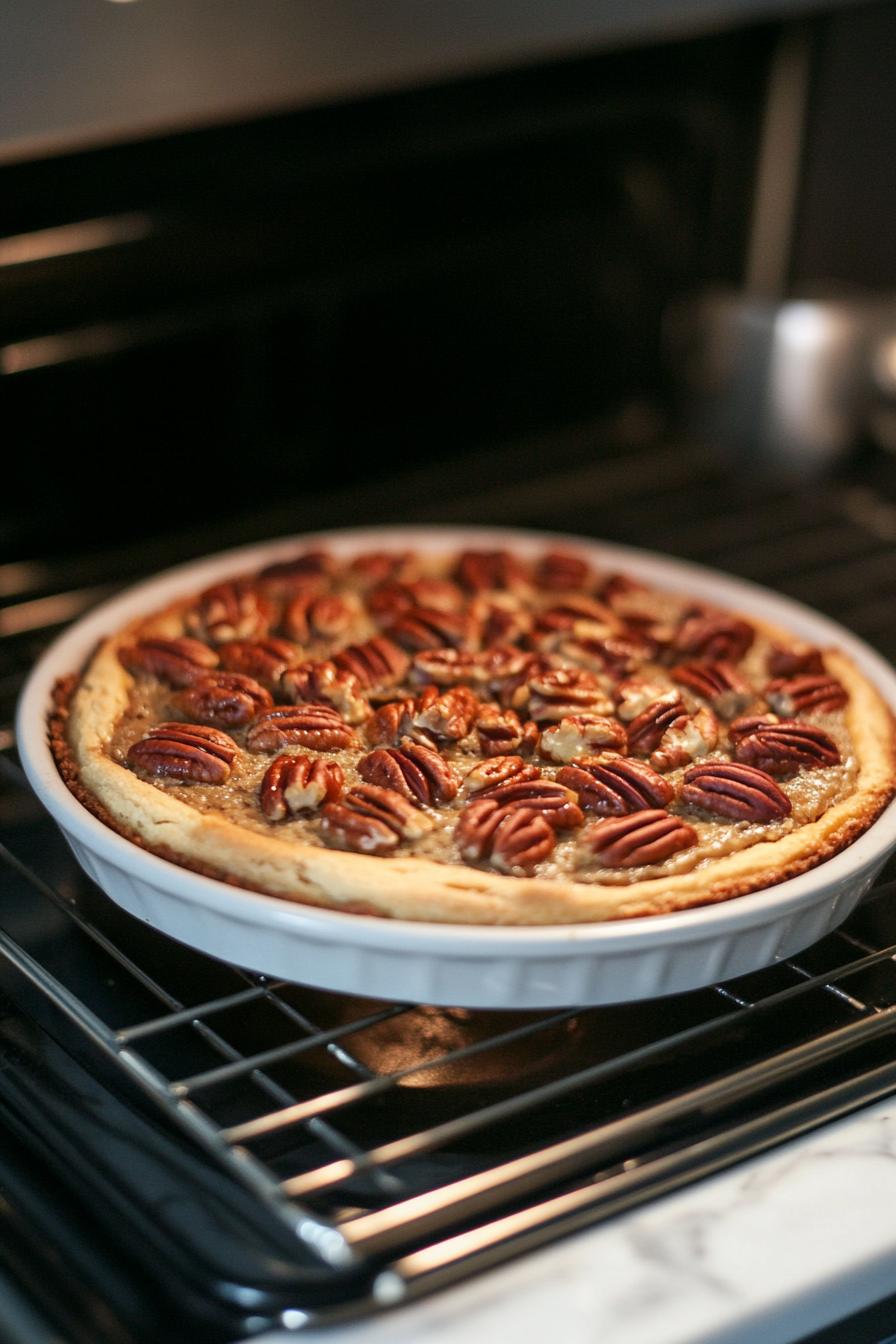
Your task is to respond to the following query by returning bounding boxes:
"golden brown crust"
[55,597,896,925]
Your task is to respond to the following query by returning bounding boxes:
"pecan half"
[528,667,614,723]
[358,739,460,805]
[529,596,617,651]
[455,798,555,873]
[765,673,848,716]
[256,551,334,596]
[119,637,219,688]
[560,633,654,679]
[600,573,649,606]
[478,778,583,829]
[727,713,781,744]
[281,660,369,724]
[412,685,480,742]
[410,648,481,687]
[476,644,532,683]
[464,756,542,795]
[366,580,415,626]
[260,754,344,819]
[730,717,840,774]
[324,783,435,845]
[350,783,435,840]
[614,678,668,722]
[364,685,442,748]
[650,706,719,773]
[557,754,673,815]
[368,578,464,624]
[681,762,792,821]
[475,705,539,757]
[365,699,415,747]
[489,651,551,710]
[128,723,236,783]
[454,550,531,594]
[387,606,478,653]
[672,612,754,663]
[333,637,409,689]
[246,705,357,753]
[174,672,273,728]
[347,551,418,589]
[469,592,533,647]
[539,714,627,763]
[767,642,826,678]
[218,637,298,691]
[284,592,361,644]
[535,551,591,591]
[626,690,685,755]
[320,801,400,855]
[407,578,465,613]
[600,580,685,644]
[671,660,753,719]
[540,595,616,626]
[579,809,697,867]
[188,581,272,644]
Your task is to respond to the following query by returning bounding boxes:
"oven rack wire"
[4,438,896,1322]
[4,802,896,1322]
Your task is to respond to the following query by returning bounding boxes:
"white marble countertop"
[245,1094,896,1344]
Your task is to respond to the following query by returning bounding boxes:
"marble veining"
[245,1095,896,1344]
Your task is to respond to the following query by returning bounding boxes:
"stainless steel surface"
[669,14,896,474]
[745,22,813,299]
[0,0,856,165]
[671,291,896,471]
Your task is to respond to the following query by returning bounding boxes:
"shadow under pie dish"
[16,527,896,1007]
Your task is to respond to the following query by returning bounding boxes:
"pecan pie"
[51,542,896,925]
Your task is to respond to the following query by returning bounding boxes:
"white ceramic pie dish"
[16,525,896,1009]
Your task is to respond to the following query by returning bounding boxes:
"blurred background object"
[669,288,896,474]
[668,15,896,474]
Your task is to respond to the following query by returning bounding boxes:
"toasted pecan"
[358,739,460,806]
[681,762,791,822]
[671,660,753,718]
[119,637,219,688]
[260,755,344,819]
[528,667,614,723]
[128,723,236,784]
[334,637,409,689]
[174,673,273,728]
[765,673,848,716]
[626,691,685,755]
[557,755,673,815]
[730,717,840,774]
[672,612,754,663]
[455,797,555,873]
[246,705,357,753]
[579,809,697,867]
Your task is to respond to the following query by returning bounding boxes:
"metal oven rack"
[4,434,896,1338]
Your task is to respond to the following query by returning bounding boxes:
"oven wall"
[1,26,771,565]
[4,1,896,572]
[793,0,896,291]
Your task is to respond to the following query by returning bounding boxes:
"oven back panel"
[0,25,770,565]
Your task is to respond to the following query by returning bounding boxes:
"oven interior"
[4,8,896,1342]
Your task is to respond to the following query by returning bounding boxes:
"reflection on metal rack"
[4,436,896,1326]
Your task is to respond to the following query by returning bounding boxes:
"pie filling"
[57,541,892,916]
[105,665,856,886]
